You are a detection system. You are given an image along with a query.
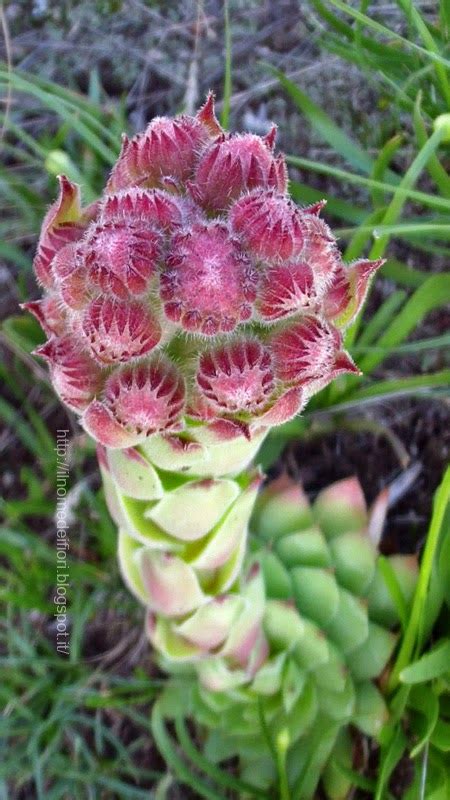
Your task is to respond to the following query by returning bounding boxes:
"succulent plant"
[25,96,383,680]
[157,475,418,799]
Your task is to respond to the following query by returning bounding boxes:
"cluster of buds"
[159,475,418,799]
[26,100,390,791]
[26,95,382,449]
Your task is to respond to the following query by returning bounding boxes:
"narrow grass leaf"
[400,641,450,684]
[151,703,227,800]
[274,68,375,173]
[357,274,450,374]
[327,0,450,70]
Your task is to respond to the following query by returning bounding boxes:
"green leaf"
[400,641,450,684]
[408,685,440,757]
[431,719,450,752]
[285,154,450,213]
[356,291,407,347]
[389,467,450,691]
[2,315,45,354]
[337,370,450,408]
[151,703,227,800]
[375,725,407,800]
[327,0,450,71]
[273,68,375,173]
[174,717,268,798]
[358,274,450,374]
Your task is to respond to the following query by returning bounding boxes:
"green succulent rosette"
[156,474,418,799]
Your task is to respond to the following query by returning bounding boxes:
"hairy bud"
[27,95,381,445]
[197,339,274,414]
[230,191,305,262]
[22,295,67,337]
[192,133,287,212]
[80,296,161,364]
[35,335,102,411]
[256,260,315,321]
[107,96,221,193]
[100,187,188,231]
[271,317,343,384]
[33,176,89,290]
[85,222,161,298]
[160,223,258,335]
[82,357,185,448]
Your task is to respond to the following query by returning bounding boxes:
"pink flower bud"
[256,261,315,321]
[27,99,378,449]
[106,101,220,193]
[324,259,385,327]
[51,243,90,310]
[84,222,161,298]
[250,386,304,432]
[82,357,185,448]
[35,335,103,411]
[192,134,287,211]
[160,223,258,335]
[100,187,190,231]
[22,295,67,337]
[196,339,274,414]
[299,214,340,294]
[270,316,342,384]
[230,191,304,262]
[33,176,90,290]
[80,296,161,364]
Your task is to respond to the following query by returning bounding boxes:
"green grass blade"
[285,155,450,213]
[358,274,450,373]
[400,641,450,684]
[413,93,450,198]
[371,134,403,207]
[221,0,232,129]
[151,703,227,800]
[0,70,118,165]
[343,208,384,261]
[273,68,375,173]
[338,370,450,406]
[395,0,450,105]
[356,290,407,346]
[381,258,430,288]
[327,0,450,70]
[174,717,268,798]
[388,466,450,692]
[289,180,364,224]
[368,126,445,259]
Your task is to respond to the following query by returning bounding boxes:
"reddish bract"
[192,133,287,212]
[230,191,304,262]
[161,223,258,335]
[35,335,102,411]
[197,339,274,414]
[80,296,161,364]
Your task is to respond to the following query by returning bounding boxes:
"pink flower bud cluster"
[26,96,382,448]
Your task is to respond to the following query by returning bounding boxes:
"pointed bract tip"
[333,351,361,376]
[263,124,277,151]
[303,199,327,216]
[34,340,55,361]
[196,92,223,137]
[354,257,385,278]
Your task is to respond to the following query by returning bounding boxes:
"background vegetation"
[0,1,449,798]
